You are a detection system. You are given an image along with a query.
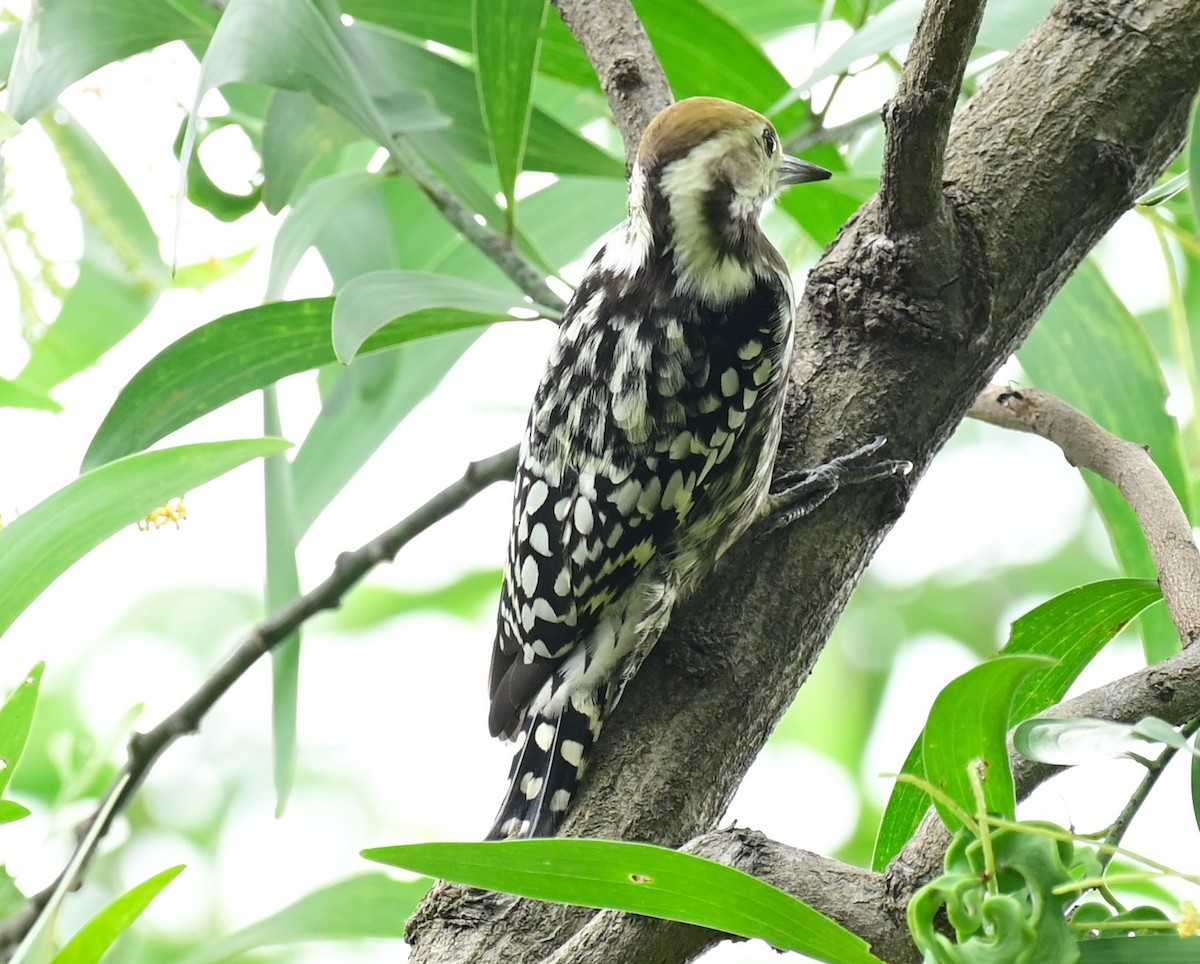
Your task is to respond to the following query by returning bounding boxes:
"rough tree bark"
[407,0,1200,961]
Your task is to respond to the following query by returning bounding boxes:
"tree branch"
[550,0,672,168]
[453,637,1200,964]
[969,385,1200,646]
[879,0,986,235]
[0,446,518,959]
[407,0,1200,960]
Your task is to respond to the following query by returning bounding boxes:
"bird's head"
[624,97,830,300]
[637,97,829,215]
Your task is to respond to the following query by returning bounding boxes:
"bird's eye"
[761,127,778,156]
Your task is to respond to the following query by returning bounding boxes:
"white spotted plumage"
[486,97,831,840]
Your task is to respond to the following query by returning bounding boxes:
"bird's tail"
[486,699,598,840]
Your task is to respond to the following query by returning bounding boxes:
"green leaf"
[266,171,380,299]
[922,655,1053,831]
[796,0,1052,93]
[82,299,500,471]
[291,334,480,536]
[344,0,791,116]
[364,839,884,964]
[178,873,425,964]
[260,90,369,213]
[0,663,43,799]
[184,0,408,163]
[52,864,184,964]
[0,378,60,412]
[0,866,25,919]
[1020,259,1188,662]
[0,439,288,639]
[1014,716,1198,765]
[14,113,168,395]
[1136,171,1189,207]
[345,24,621,178]
[1189,93,1200,237]
[262,389,300,817]
[0,112,21,143]
[10,772,131,964]
[776,172,877,247]
[1077,936,1200,962]
[1192,724,1200,835]
[335,569,502,629]
[0,801,31,825]
[173,115,262,222]
[6,0,218,121]
[473,0,547,229]
[873,579,1161,870]
[171,249,257,289]
[332,270,547,363]
[551,0,790,112]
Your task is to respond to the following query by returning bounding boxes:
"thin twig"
[784,111,881,153]
[387,140,565,313]
[1099,714,1200,872]
[969,385,1200,647]
[879,0,986,234]
[0,445,519,958]
[550,0,672,166]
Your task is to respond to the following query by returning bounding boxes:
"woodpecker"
[486,97,906,839]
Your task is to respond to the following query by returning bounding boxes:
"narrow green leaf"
[776,171,877,247]
[260,90,368,213]
[346,24,621,178]
[1189,93,1200,236]
[795,0,1052,94]
[0,866,24,919]
[178,873,424,964]
[267,171,381,299]
[0,112,21,143]
[0,800,30,825]
[1136,171,1189,207]
[473,0,547,229]
[173,116,262,222]
[873,580,1161,870]
[546,0,791,112]
[82,299,500,471]
[342,0,792,121]
[1004,580,1161,723]
[1077,936,1200,962]
[291,334,479,536]
[0,663,43,799]
[262,389,300,816]
[923,655,1053,831]
[16,113,168,394]
[1020,259,1188,662]
[1014,716,1198,765]
[10,772,130,964]
[335,569,502,630]
[332,270,548,363]
[171,249,257,290]
[364,839,884,964]
[51,864,184,964]
[182,0,409,170]
[0,439,288,639]
[7,0,217,121]
[0,378,60,412]
[1193,724,1200,835]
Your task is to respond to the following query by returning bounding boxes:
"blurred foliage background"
[0,0,1197,960]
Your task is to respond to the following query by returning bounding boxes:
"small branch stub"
[970,385,1200,648]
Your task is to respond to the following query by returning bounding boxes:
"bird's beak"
[779,155,831,186]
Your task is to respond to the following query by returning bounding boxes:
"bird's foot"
[756,436,912,538]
